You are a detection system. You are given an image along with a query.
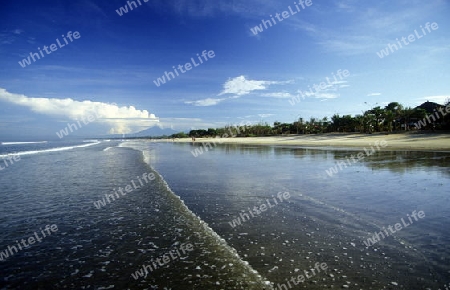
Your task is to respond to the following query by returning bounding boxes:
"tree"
[170,132,189,138]
[383,110,394,132]
[409,108,427,129]
[368,106,385,132]
[207,128,217,137]
[385,102,403,131]
[331,114,341,132]
[363,111,376,133]
[445,99,450,129]
[354,115,365,132]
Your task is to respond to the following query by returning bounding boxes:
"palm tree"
[385,102,403,131]
[368,106,385,132]
[331,114,341,132]
[363,112,376,133]
[354,115,365,132]
[400,107,416,130]
[384,110,394,132]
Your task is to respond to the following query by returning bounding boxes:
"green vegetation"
[170,101,449,139]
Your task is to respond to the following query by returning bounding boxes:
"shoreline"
[170,132,450,152]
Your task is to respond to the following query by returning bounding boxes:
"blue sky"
[0,0,449,139]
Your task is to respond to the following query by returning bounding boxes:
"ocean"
[0,140,449,289]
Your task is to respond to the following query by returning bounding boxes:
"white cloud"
[314,93,339,99]
[0,88,158,134]
[185,97,228,106]
[258,113,274,118]
[186,76,291,106]
[261,92,293,98]
[320,80,349,91]
[185,95,240,107]
[367,93,381,96]
[295,90,339,100]
[295,78,347,100]
[219,75,284,96]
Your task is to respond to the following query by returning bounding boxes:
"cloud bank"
[0,88,158,134]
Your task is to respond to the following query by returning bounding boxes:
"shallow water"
[0,141,270,289]
[0,140,449,289]
[147,141,450,289]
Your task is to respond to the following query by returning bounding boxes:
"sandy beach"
[173,132,450,151]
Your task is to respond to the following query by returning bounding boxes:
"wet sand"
[173,132,450,151]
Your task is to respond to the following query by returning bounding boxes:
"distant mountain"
[131,126,180,137]
[101,126,182,139]
[100,126,180,139]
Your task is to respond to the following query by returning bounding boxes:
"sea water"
[0,139,449,289]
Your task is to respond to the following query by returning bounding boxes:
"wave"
[1,141,47,145]
[0,142,101,158]
[119,140,273,288]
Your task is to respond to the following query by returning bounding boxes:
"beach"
[174,132,450,151]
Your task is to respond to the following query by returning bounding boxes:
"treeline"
[169,101,450,138]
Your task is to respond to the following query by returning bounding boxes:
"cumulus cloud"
[0,88,158,134]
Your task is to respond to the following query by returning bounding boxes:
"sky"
[0,0,449,139]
